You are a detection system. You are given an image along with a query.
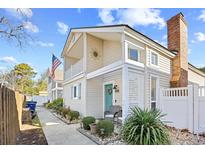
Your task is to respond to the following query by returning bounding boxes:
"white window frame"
[125,41,144,68]
[150,75,159,110]
[128,48,140,62]
[150,49,159,68]
[72,83,81,100]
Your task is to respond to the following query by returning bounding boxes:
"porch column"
[122,64,129,122]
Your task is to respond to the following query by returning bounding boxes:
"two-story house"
[61,13,205,120]
[47,69,64,101]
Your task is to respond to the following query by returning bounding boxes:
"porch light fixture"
[113,84,119,92]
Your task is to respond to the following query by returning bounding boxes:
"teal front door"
[104,84,113,111]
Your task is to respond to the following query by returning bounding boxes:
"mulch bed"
[16,115,48,145]
[49,109,81,125]
[77,128,122,145]
[16,127,47,145]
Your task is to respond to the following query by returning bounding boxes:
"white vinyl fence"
[26,95,48,106]
[160,85,205,134]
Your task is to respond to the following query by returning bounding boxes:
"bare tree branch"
[0,8,34,49]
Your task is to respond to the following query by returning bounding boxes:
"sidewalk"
[37,107,96,145]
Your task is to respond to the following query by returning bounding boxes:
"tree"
[199,67,205,74]
[14,63,37,95]
[35,71,48,92]
[0,9,33,48]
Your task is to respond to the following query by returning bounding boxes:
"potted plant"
[89,123,97,134]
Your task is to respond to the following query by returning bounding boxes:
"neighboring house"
[61,13,205,120]
[47,69,63,101]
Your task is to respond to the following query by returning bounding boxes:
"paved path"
[37,107,96,145]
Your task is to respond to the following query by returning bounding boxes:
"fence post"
[188,85,194,133]
[193,84,199,134]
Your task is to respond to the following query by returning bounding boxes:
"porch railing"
[65,58,83,80]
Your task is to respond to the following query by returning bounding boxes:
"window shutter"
[71,85,73,99]
[78,83,81,99]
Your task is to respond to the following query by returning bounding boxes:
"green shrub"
[96,120,114,137]
[56,107,63,115]
[68,111,80,121]
[46,98,63,110]
[121,107,170,145]
[62,107,71,118]
[82,116,96,130]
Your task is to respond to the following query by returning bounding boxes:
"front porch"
[86,69,123,120]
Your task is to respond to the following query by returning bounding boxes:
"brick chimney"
[167,13,188,87]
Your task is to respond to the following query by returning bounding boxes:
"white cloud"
[154,40,167,47]
[98,8,166,29]
[5,8,33,19]
[98,8,118,25]
[57,21,69,35]
[198,10,205,22]
[23,21,39,33]
[30,41,54,47]
[194,32,205,42]
[0,56,18,64]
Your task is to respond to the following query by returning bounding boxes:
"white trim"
[103,81,115,118]
[125,40,145,50]
[72,28,123,33]
[124,30,175,58]
[86,60,123,79]
[149,49,159,67]
[72,83,80,100]
[63,73,85,85]
[66,33,82,55]
[150,75,159,110]
[122,64,129,122]
[125,41,145,68]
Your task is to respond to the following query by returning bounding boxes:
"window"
[151,52,158,66]
[128,48,140,62]
[71,83,81,100]
[151,77,157,110]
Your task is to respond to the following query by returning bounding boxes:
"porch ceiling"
[88,32,121,41]
[66,35,83,59]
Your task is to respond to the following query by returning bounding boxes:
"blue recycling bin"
[26,101,37,112]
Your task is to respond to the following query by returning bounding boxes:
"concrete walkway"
[37,107,96,145]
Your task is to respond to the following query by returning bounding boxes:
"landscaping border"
[77,128,121,145]
[46,108,80,125]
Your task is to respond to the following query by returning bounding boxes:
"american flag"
[51,54,62,79]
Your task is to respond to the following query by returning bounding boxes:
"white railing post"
[193,84,199,134]
[159,88,164,111]
[188,85,194,133]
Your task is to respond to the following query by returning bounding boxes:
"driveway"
[37,107,96,145]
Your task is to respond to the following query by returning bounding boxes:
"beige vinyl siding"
[128,68,145,109]
[103,40,122,66]
[63,77,86,116]
[86,69,122,118]
[87,34,103,73]
[86,78,103,118]
[188,69,205,86]
[147,47,172,75]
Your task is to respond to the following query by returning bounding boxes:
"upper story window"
[151,52,158,66]
[128,48,140,62]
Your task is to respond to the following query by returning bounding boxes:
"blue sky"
[1,8,205,79]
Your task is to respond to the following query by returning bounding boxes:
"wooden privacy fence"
[0,84,25,145]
